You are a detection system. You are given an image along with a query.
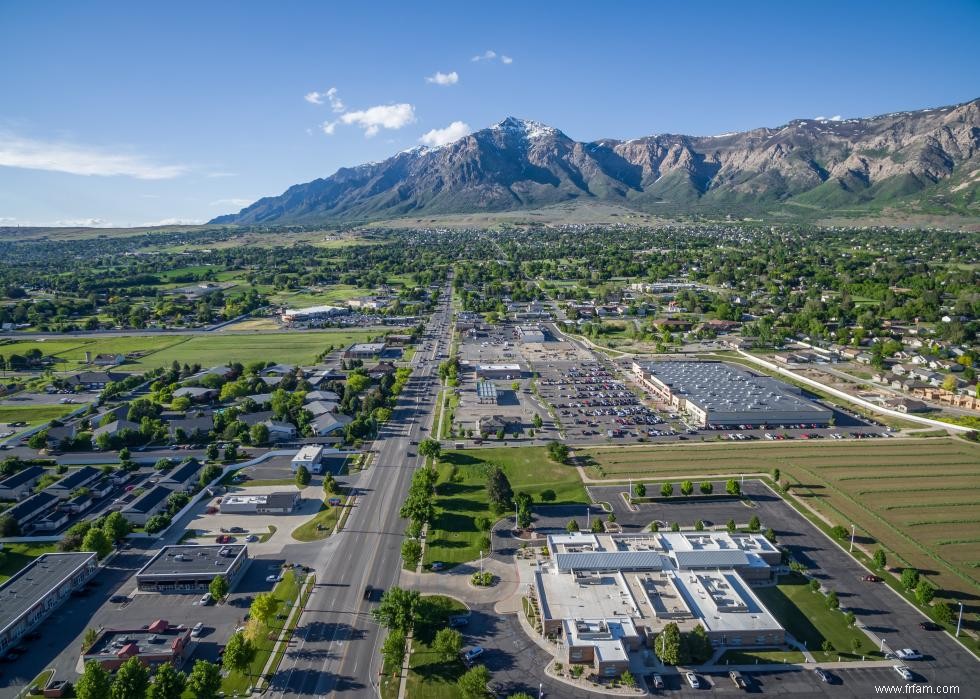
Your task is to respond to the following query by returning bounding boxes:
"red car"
[862,574,882,582]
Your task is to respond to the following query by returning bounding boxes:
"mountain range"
[211,98,980,224]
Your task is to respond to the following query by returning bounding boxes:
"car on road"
[363,585,374,601]
[462,647,484,664]
[919,621,940,631]
[895,648,922,660]
[894,665,913,681]
[814,668,830,683]
[862,574,883,582]
[729,670,747,689]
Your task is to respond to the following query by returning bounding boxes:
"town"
[0,222,975,698]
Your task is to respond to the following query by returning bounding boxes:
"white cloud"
[501,55,513,64]
[425,70,459,85]
[321,120,338,135]
[814,115,843,121]
[210,198,252,208]
[54,217,110,227]
[0,133,186,179]
[419,121,471,147]
[140,217,204,226]
[340,104,416,137]
[206,171,238,178]
[305,87,345,112]
[472,49,497,62]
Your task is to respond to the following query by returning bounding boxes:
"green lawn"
[755,574,881,662]
[291,491,349,541]
[0,542,59,583]
[717,648,807,665]
[220,570,306,694]
[0,403,80,427]
[403,596,469,699]
[424,447,587,566]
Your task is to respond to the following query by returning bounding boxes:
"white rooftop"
[292,445,323,462]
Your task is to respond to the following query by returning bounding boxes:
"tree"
[748,515,761,532]
[372,587,420,632]
[685,624,713,663]
[621,670,636,688]
[82,528,112,559]
[826,590,839,610]
[844,611,856,627]
[433,627,464,661]
[649,521,660,532]
[249,422,269,446]
[82,626,100,651]
[223,631,255,677]
[546,441,569,464]
[75,661,112,699]
[727,519,736,533]
[28,430,49,449]
[250,591,282,627]
[655,622,682,664]
[186,660,222,699]
[148,663,186,699]
[381,628,406,670]
[680,480,694,496]
[295,465,311,487]
[726,479,741,496]
[632,482,646,498]
[144,513,171,534]
[224,442,238,461]
[110,656,149,699]
[205,443,219,461]
[486,466,514,513]
[532,414,543,429]
[915,579,935,605]
[457,665,491,699]
[591,517,605,533]
[199,463,222,488]
[660,482,673,497]
[809,579,821,593]
[873,548,887,570]
[418,438,441,460]
[566,519,580,532]
[694,519,704,531]
[764,527,777,543]
[932,601,954,625]
[539,489,556,502]
[401,538,423,568]
[209,574,229,601]
[670,522,680,532]
[901,568,919,591]
[831,525,849,539]
[771,467,780,483]
[475,516,493,532]
[699,481,713,495]
[942,374,958,392]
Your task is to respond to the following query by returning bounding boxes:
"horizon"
[1,0,979,227]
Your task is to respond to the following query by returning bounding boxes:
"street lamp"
[850,524,856,553]
[880,637,887,653]
[957,602,964,637]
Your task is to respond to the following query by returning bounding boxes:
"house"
[161,459,201,492]
[476,415,521,436]
[855,352,873,364]
[92,419,140,441]
[343,343,387,360]
[6,491,60,531]
[46,424,78,447]
[305,400,338,418]
[189,366,235,382]
[261,364,296,377]
[0,466,46,500]
[884,398,929,414]
[243,393,274,406]
[65,371,124,390]
[121,486,173,526]
[33,507,69,532]
[310,413,352,437]
[219,491,301,514]
[263,420,298,442]
[167,415,213,442]
[366,362,398,380]
[304,390,340,403]
[172,386,218,402]
[239,410,274,427]
[384,334,413,346]
[259,376,283,388]
[92,353,125,367]
[47,466,102,499]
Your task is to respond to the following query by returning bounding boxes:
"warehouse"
[0,552,97,656]
[631,360,832,427]
[475,363,523,380]
[219,491,300,514]
[516,325,546,343]
[136,545,248,593]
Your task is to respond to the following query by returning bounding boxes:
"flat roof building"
[0,552,97,656]
[219,491,300,514]
[343,343,387,359]
[136,545,248,593]
[516,326,545,343]
[291,445,323,473]
[281,305,348,323]
[82,619,191,671]
[632,360,832,427]
[476,381,498,404]
[475,363,523,380]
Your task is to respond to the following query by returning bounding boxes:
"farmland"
[578,437,980,613]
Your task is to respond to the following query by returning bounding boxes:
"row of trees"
[75,657,221,699]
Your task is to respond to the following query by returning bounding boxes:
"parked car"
[199,593,213,605]
[814,668,830,683]
[895,648,922,660]
[462,647,484,664]
[266,574,282,583]
[894,665,913,681]
[862,574,883,582]
[649,674,665,689]
[729,670,748,689]
[191,622,205,637]
[430,561,445,571]
[685,672,700,689]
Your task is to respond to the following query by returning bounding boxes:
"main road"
[268,287,452,698]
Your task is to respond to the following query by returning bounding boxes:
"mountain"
[211,100,980,224]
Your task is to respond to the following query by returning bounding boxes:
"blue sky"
[1,0,978,227]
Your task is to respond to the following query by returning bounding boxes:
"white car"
[266,574,282,583]
[191,622,205,637]
[895,648,922,660]
[685,672,700,689]
[894,665,913,681]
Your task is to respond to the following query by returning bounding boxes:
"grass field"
[291,492,350,541]
[716,648,807,665]
[755,574,880,662]
[0,542,59,583]
[0,336,185,371]
[403,596,469,699]
[425,447,587,566]
[579,437,980,623]
[0,403,80,427]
